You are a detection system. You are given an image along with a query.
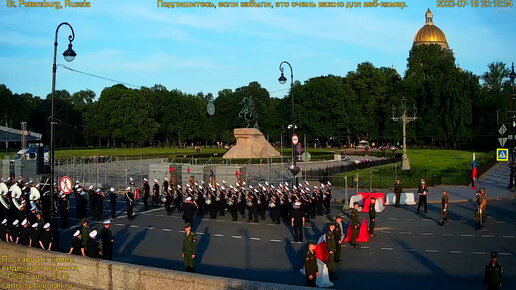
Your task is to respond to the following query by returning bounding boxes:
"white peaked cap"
[154,179,158,183]
[164,177,168,181]
[103,220,111,225]
[13,220,19,226]
[32,223,38,228]
[21,219,28,226]
[126,187,131,191]
[144,178,148,182]
[1,219,6,224]
[43,223,50,229]
[89,185,93,190]
[89,230,97,238]
[186,197,192,201]
[130,177,134,181]
[110,188,115,192]
[73,230,80,237]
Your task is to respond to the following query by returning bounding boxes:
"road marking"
[249,237,261,241]
[215,220,225,223]
[270,239,281,242]
[380,247,393,251]
[425,249,439,253]
[161,229,171,232]
[266,224,279,226]
[403,248,416,252]
[387,217,398,220]
[214,234,224,237]
[380,231,392,234]
[473,251,486,255]
[442,233,454,236]
[146,227,155,230]
[114,223,125,226]
[233,221,242,224]
[421,232,433,236]
[129,225,139,228]
[498,252,511,256]
[421,219,432,222]
[495,221,505,224]
[461,234,475,237]
[201,218,210,221]
[449,251,463,254]
[195,232,204,235]
[510,197,515,200]
[404,218,415,221]
[481,235,495,238]
[399,231,412,235]
[178,230,185,233]
[360,246,370,249]
[304,227,312,229]
[156,214,165,217]
[503,235,515,238]
[231,235,243,239]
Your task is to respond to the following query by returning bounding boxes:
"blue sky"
[1,0,515,99]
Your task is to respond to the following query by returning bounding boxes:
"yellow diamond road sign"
[497,148,509,161]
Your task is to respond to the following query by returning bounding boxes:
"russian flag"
[471,152,478,189]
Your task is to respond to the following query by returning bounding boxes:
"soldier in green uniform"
[80,218,91,249]
[304,241,318,287]
[182,223,197,273]
[350,202,361,248]
[369,197,376,237]
[484,251,503,290]
[439,190,449,226]
[394,179,402,207]
[334,215,343,264]
[325,223,336,279]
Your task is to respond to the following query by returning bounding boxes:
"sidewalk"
[332,161,516,203]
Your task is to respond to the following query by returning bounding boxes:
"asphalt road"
[57,196,516,290]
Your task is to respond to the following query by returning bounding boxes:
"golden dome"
[413,9,449,49]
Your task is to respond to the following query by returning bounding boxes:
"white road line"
[498,252,511,256]
[266,224,279,226]
[161,229,171,232]
[233,221,242,224]
[380,247,393,251]
[403,249,416,252]
[461,234,475,237]
[114,223,125,226]
[425,249,439,253]
[195,232,205,235]
[404,218,415,221]
[129,225,139,228]
[214,234,224,237]
[473,251,486,255]
[449,251,463,254]
[156,214,165,217]
[421,219,432,222]
[231,235,243,239]
[399,231,412,235]
[215,220,224,223]
[481,235,495,238]
[380,231,392,234]
[421,233,433,236]
[510,197,515,199]
[503,235,515,238]
[495,221,505,224]
[270,239,281,242]
[146,227,155,230]
[442,233,454,236]
[178,230,185,233]
[387,217,398,220]
[249,237,261,241]
[359,246,370,249]
[201,218,210,221]
[304,227,312,229]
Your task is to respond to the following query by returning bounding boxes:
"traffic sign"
[60,176,73,194]
[499,124,507,135]
[498,137,507,147]
[496,148,509,161]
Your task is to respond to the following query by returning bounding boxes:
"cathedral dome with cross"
[413,9,449,49]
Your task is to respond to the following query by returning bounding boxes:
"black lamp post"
[50,22,76,226]
[278,61,299,185]
[508,63,516,190]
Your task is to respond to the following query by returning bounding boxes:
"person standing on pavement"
[416,179,428,214]
[99,220,114,260]
[484,251,503,290]
[334,215,343,264]
[439,190,449,226]
[369,197,376,237]
[86,230,102,258]
[303,241,318,287]
[38,223,53,250]
[142,178,150,210]
[109,188,118,219]
[182,223,197,273]
[125,187,134,221]
[350,202,361,248]
[80,218,91,249]
[325,223,337,279]
[476,187,488,230]
[68,230,85,256]
[182,197,196,225]
[394,179,402,208]
[291,201,305,243]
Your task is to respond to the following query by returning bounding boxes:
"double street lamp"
[278,61,299,184]
[50,22,76,220]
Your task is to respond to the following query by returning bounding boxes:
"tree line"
[0,45,513,150]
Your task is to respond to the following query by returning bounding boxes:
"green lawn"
[332,149,495,188]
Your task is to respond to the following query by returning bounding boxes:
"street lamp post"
[392,97,417,170]
[508,63,516,189]
[278,61,298,185]
[50,22,76,226]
